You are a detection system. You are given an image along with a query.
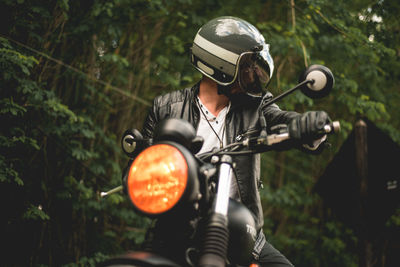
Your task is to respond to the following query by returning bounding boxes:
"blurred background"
[0,0,399,266]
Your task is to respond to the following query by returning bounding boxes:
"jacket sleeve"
[260,92,328,153]
[142,97,160,139]
[260,92,300,129]
[260,92,327,152]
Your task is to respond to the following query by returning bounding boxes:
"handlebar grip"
[323,121,340,134]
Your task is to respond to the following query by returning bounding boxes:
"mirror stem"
[264,79,313,107]
[100,185,123,198]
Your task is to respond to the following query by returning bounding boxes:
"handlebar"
[102,121,340,197]
[266,120,340,145]
[197,121,340,160]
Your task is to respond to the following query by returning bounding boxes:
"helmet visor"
[238,46,273,96]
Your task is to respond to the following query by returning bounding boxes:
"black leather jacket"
[142,83,299,230]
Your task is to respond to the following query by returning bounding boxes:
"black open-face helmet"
[191,16,274,97]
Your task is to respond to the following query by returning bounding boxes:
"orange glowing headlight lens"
[127,144,188,215]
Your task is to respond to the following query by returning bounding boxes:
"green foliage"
[1,0,399,266]
[0,22,134,266]
[63,252,110,267]
[23,204,50,221]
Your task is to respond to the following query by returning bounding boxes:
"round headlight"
[127,143,189,215]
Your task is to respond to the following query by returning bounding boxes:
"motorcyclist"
[141,16,331,267]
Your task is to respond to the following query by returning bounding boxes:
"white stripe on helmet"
[193,33,239,65]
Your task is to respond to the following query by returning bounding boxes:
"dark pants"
[253,232,294,267]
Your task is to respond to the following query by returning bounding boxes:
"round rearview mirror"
[121,129,144,157]
[299,65,334,99]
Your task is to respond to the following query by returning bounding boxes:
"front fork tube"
[215,155,233,216]
[199,155,233,267]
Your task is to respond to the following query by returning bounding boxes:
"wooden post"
[355,119,373,267]
[355,119,369,266]
[355,119,368,200]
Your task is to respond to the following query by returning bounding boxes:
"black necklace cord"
[196,97,226,149]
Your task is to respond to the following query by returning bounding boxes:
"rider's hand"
[288,111,331,145]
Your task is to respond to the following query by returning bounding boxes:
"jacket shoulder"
[153,87,193,108]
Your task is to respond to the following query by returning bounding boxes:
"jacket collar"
[190,81,262,112]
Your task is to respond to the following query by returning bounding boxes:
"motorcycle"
[98,65,340,267]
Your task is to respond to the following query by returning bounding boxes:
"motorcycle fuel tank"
[227,198,257,265]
